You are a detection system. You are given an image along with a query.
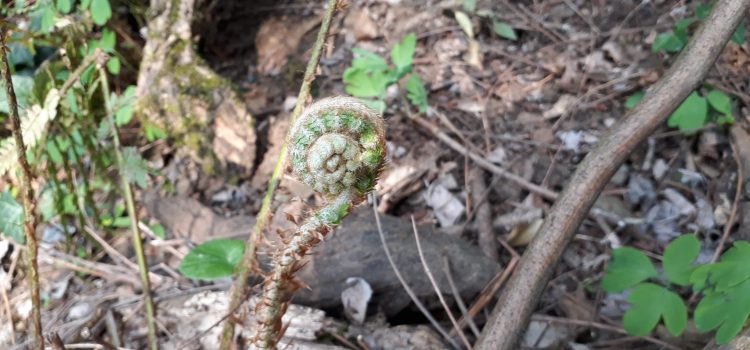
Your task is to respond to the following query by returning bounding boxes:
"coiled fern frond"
[254,96,386,349]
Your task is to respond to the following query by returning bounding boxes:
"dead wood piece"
[294,208,501,316]
[474,1,750,348]
[470,168,499,261]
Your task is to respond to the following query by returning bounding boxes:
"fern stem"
[98,67,159,350]
[219,0,341,347]
[0,31,45,350]
[254,96,386,349]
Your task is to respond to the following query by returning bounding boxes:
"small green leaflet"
[149,223,166,239]
[601,247,657,292]
[56,0,73,14]
[694,279,750,344]
[652,32,684,53]
[623,283,687,337]
[691,241,750,293]
[0,75,34,114]
[492,20,518,41]
[668,92,707,133]
[624,91,644,109]
[406,75,428,113]
[179,239,245,280]
[0,191,25,243]
[707,90,732,116]
[390,33,416,76]
[107,57,121,75]
[121,147,149,188]
[144,123,166,142]
[663,234,700,285]
[114,85,136,126]
[350,48,389,74]
[90,0,112,25]
[343,69,389,98]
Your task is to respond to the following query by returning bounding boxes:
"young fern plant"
[254,96,386,349]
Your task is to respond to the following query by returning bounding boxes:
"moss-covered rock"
[135,0,255,176]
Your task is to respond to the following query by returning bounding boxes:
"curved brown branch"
[474,0,750,348]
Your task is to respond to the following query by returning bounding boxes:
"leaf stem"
[98,66,158,350]
[219,0,340,347]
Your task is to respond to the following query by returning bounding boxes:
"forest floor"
[3,0,750,349]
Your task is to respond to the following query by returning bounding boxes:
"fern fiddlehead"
[254,96,386,349]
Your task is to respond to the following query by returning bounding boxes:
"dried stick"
[372,198,459,349]
[474,1,750,348]
[411,218,472,349]
[219,0,340,346]
[0,31,44,349]
[98,67,158,350]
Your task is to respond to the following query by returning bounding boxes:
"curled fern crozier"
[254,96,386,349]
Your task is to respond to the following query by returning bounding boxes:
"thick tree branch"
[474,0,750,348]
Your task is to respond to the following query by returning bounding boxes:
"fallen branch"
[474,0,750,348]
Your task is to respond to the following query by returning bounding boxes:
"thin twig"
[98,67,158,350]
[474,1,750,348]
[712,136,743,262]
[442,256,480,338]
[220,0,340,347]
[531,315,682,350]
[372,197,459,349]
[0,30,44,350]
[411,217,472,349]
[410,114,558,200]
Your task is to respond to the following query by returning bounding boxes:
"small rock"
[341,277,372,325]
[652,158,669,179]
[67,302,93,321]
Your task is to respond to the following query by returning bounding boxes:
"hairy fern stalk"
[254,96,386,349]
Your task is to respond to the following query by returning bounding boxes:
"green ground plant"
[652,2,745,53]
[625,87,735,133]
[602,235,750,344]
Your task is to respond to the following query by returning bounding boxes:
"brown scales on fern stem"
[253,97,386,349]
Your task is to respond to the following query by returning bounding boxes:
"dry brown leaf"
[255,16,322,74]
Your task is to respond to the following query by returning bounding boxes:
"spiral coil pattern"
[288,96,385,198]
[255,97,385,349]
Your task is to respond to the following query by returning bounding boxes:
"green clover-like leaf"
[707,90,732,116]
[601,247,658,292]
[663,234,701,286]
[694,279,750,344]
[623,283,687,337]
[691,241,750,293]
